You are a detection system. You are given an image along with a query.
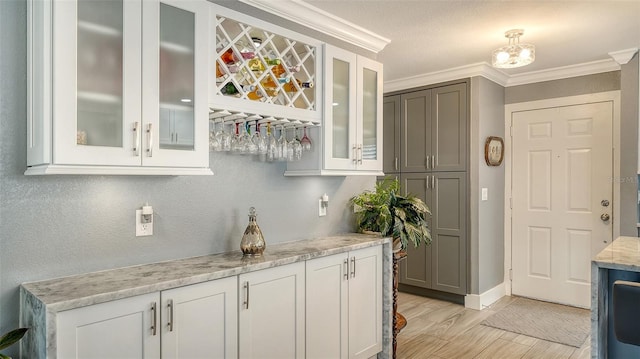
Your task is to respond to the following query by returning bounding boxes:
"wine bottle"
[265,58,281,66]
[247,89,265,100]
[285,79,313,92]
[220,48,235,64]
[221,82,239,95]
[248,58,265,72]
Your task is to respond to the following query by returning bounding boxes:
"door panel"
[401,90,431,172]
[512,101,613,308]
[431,83,467,171]
[383,95,401,174]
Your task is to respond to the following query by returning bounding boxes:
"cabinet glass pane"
[159,3,195,150]
[362,67,377,160]
[77,0,124,147]
[332,59,349,159]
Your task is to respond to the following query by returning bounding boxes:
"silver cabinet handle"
[243,282,249,309]
[357,144,363,164]
[150,302,157,336]
[352,145,357,164]
[426,176,430,189]
[175,133,178,144]
[344,258,349,280]
[167,299,174,332]
[146,123,153,157]
[394,157,398,171]
[432,155,435,169]
[426,156,430,169]
[431,175,435,189]
[351,257,356,278]
[133,122,140,156]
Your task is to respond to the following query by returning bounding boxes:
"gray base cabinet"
[399,172,467,295]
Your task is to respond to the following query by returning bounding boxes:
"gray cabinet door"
[398,172,467,295]
[383,95,401,174]
[398,173,432,288]
[431,172,467,294]
[431,83,467,172]
[400,89,431,172]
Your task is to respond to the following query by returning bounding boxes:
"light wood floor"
[396,292,591,359]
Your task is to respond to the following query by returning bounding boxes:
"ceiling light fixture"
[491,29,535,68]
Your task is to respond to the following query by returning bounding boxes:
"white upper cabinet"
[26,0,211,175]
[285,44,383,176]
[209,4,323,124]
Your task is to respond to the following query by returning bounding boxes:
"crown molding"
[238,0,390,53]
[384,63,509,93]
[608,48,639,65]
[384,58,623,92]
[505,59,621,86]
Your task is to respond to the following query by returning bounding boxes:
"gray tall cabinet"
[383,81,469,299]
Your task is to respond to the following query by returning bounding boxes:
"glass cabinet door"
[53,0,142,166]
[142,0,208,168]
[324,45,357,170]
[356,56,383,171]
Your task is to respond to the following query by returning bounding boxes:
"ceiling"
[302,0,640,85]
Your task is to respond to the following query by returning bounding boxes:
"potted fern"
[0,328,28,359]
[350,178,431,251]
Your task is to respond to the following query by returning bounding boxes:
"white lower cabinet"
[238,262,306,359]
[306,246,383,359]
[161,277,238,359]
[56,277,237,359]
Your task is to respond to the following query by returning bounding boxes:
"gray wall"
[469,77,505,295]
[620,53,639,236]
[0,1,376,355]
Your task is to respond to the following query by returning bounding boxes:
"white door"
[238,262,305,359]
[306,252,349,359]
[511,101,613,308]
[161,277,238,359]
[57,293,160,358]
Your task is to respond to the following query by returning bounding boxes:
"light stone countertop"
[22,233,390,312]
[593,236,640,272]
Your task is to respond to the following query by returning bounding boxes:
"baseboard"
[464,282,506,310]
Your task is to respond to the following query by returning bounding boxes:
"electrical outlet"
[319,199,327,217]
[136,209,153,236]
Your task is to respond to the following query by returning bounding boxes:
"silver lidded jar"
[240,207,266,256]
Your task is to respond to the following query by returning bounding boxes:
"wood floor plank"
[474,338,531,359]
[431,325,505,359]
[501,331,540,347]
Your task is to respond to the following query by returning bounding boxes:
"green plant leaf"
[0,328,28,351]
[0,353,11,359]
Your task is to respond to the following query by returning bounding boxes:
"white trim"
[24,164,213,176]
[505,59,621,87]
[464,282,506,311]
[383,63,509,93]
[608,48,639,65]
[384,58,622,92]
[237,0,390,53]
[503,91,621,296]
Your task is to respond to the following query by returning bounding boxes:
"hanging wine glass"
[244,122,258,155]
[255,122,268,156]
[287,126,302,161]
[231,122,243,153]
[300,126,312,152]
[277,125,288,162]
[209,120,220,152]
[266,122,277,162]
[220,120,232,151]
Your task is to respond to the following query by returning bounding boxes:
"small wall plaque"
[484,136,504,166]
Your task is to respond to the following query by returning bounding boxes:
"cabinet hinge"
[509,268,513,280]
[509,197,512,209]
[510,126,513,137]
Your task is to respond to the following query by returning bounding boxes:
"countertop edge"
[22,234,391,312]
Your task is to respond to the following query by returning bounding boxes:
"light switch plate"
[481,188,488,201]
[136,209,153,236]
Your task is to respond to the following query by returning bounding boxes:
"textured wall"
[469,77,505,295]
[0,1,376,355]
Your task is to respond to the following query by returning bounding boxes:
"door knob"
[601,213,610,221]
[601,200,610,207]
